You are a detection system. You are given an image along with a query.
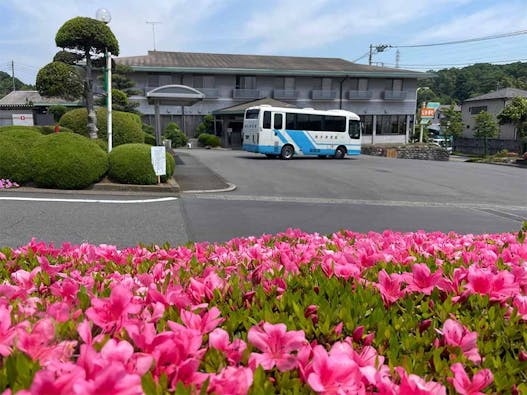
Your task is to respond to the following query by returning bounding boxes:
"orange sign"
[420,108,435,118]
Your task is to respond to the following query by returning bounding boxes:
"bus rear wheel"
[334,146,346,159]
[280,145,294,160]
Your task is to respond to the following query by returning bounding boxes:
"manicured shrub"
[164,122,188,148]
[30,132,108,189]
[0,125,43,134]
[198,132,221,147]
[0,129,43,184]
[144,132,156,146]
[39,125,74,135]
[59,107,144,146]
[48,105,69,122]
[108,143,175,185]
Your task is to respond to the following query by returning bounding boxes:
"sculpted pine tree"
[37,17,119,139]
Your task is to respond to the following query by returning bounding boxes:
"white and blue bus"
[242,105,361,159]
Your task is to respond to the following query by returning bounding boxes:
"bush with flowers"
[0,226,526,394]
[0,179,19,189]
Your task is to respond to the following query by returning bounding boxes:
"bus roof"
[245,105,359,118]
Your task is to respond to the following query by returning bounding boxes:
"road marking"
[0,197,178,204]
[190,194,527,212]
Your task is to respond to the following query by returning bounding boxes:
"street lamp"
[96,8,112,153]
[416,86,430,143]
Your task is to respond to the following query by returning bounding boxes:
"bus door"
[272,112,285,154]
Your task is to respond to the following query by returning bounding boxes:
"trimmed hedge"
[59,108,144,146]
[0,129,43,184]
[108,143,175,185]
[30,132,108,189]
[144,132,156,146]
[39,125,75,135]
[198,133,221,147]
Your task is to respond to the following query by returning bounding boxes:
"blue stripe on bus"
[286,130,316,154]
[243,144,360,157]
[274,130,289,144]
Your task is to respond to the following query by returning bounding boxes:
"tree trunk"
[484,137,488,157]
[85,51,98,139]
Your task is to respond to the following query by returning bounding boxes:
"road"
[0,150,525,247]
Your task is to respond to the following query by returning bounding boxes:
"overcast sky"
[1,0,526,84]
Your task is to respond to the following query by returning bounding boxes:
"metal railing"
[233,89,261,99]
[273,89,299,100]
[348,90,373,100]
[383,90,408,100]
[311,90,337,100]
[196,88,219,98]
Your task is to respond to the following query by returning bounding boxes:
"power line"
[393,29,527,48]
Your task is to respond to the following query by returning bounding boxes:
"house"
[461,88,527,139]
[114,51,432,147]
[0,90,81,126]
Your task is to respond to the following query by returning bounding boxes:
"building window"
[469,106,487,115]
[322,78,332,91]
[147,74,159,87]
[274,77,295,89]
[193,75,215,88]
[236,76,256,89]
[376,115,407,135]
[360,115,373,135]
[392,79,403,91]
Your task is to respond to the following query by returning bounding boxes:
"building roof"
[212,98,296,115]
[117,51,432,79]
[464,88,527,102]
[0,90,81,107]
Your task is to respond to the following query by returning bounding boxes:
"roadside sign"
[12,114,34,126]
[426,102,441,110]
[151,146,166,176]
[420,108,435,118]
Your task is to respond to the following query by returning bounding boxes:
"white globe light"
[95,8,111,23]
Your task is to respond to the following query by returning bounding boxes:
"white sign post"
[151,146,166,184]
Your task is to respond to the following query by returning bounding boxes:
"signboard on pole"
[12,114,34,126]
[151,146,166,177]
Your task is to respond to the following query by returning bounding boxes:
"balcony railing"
[311,90,337,100]
[196,88,219,98]
[273,89,299,100]
[383,90,408,100]
[233,89,261,99]
[348,90,373,100]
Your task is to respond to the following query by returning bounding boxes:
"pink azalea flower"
[30,362,86,395]
[85,285,142,333]
[405,264,445,295]
[72,363,143,395]
[449,363,493,395]
[440,319,481,364]
[376,270,405,306]
[0,305,17,357]
[208,366,253,395]
[248,322,306,372]
[209,328,247,365]
[180,306,224,334]
[307,344,365,394]
[396,367,446,395]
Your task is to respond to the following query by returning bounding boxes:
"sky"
[1,0,527,85]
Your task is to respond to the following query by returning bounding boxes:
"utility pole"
[368,44,391,65]
[11,60,16,92]
[395,49,400,68]
[146,21,161,51]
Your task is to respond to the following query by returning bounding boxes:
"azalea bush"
[0,179,19,189]
[0,228,526,394]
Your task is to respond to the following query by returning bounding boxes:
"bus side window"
[273,113,283,130]
[263,111,271,129]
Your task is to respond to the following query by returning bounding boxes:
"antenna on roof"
[146,21,161,51]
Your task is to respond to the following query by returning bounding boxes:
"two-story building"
[115,51,432,147]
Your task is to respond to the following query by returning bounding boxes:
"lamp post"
[416,86,430,143]
[96,8,113,153]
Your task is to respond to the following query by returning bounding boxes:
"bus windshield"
[245,109,260,119]
[348,120,361,139]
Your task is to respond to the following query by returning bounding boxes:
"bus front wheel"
[280,145,295,160]
[334,146,346,159]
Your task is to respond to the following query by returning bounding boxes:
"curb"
[90,177,180,194]
[181,182,237,194]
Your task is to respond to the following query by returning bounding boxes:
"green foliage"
[440,104,463,138]
[144,132,156,146]
[498,96,527,140]
[108,143,175,184]
[143,123,154,135]
[195,114,214,136]
[0,129,43,183]
[474,111,499,140]
[30,132,108,189]
[52,50,83,65]
[48,105,69,122]
[55,17,119,56]
[36,61,83,101]
[0,71,34,99]
[59,107,144,146]
[164,122,188,148]
[0,351,41,393]
[198,133,221,147]
[38,125,74,135]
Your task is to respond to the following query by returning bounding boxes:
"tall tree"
[474,111,499,157]
[37,17,119,139]
[440,105,463,151]
[497,96,527,154]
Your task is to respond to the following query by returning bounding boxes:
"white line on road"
[0,197,178,204]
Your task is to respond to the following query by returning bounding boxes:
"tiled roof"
[0,91,80,106]
[464,88,527,102]
[117,51,430,78]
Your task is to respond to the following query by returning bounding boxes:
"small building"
[0,90,81,126]
[115,51,432,147]
[461,88,527,140]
